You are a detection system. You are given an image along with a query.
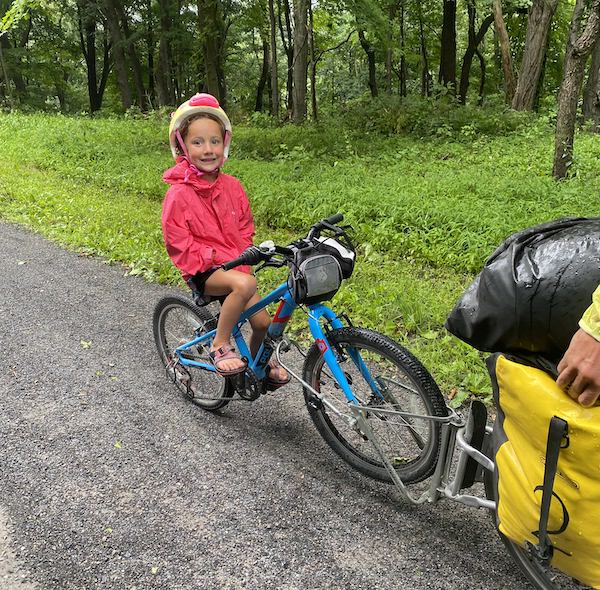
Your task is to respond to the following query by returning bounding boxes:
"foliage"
[0,111,599,403]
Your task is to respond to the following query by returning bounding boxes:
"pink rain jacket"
[162,158,255,280]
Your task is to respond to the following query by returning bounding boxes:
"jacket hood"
[162,157,221,193]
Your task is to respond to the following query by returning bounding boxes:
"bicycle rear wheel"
[302,327,447,484]
[153,295,233,411]
[483,444,588,589]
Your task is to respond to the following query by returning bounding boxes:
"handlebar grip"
[221,246,264,271]
[324,213,343,225]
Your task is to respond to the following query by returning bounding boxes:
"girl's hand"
[557,328,600,407]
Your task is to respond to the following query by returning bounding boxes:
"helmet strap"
[175,129,189,159]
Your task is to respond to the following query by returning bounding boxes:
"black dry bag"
[445,217,600,362]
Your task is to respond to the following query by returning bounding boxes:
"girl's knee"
[230,273,257,299]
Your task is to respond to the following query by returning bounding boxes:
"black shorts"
[186,268,225,306]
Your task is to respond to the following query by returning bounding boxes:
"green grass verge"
[1,110,598,406]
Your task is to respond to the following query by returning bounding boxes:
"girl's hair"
[176,112,226,155]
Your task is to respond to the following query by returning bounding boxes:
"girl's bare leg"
[204,270,257,373]
[246,299,288,382]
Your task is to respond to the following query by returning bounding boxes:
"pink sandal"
[266,358,291,390]
[209,345,247,377]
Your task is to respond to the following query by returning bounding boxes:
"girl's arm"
[237,186,255,249]
[162,191,215,277]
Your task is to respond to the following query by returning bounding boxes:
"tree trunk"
[458,2,494,104]
[583,37,600,129]
[358,29,378,97]
[512,0,559,111]
[439,0,457,92]
[146,0,155,106]
[255,38,269,112]
[114,0,147,110]
[268,0,279,118]
[309,1,317,120]
[291,0,309,123]
[156,0,175,106]
[553,0,600,179]
[104,0,132,110]
[476,48,486,104]
[492,0,516,104]
[385,3,396,93]
[278,0,294,116]
[198,0,227,106]
[416,0,431,96]
[399,1,407,96]
[78,3,103,112]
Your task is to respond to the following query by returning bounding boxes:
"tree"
[357,28,377,96]
[77,0,111,112]
[492,0,516,103]
[512,0,559,111]
[583,36,600,129]
[104,0,133,109]
[439,0,456,92]
[268,0,279,117]
[197,0,227,105]
[156,0,175,105]
[553,0,600,178]
[458,1,494,104]
[291,0,308,122]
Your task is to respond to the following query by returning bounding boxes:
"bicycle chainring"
[236,368,265,401]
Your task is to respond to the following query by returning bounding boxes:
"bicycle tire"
[302,327,447,484]
[153,295,234,411]
[482,440,587,590]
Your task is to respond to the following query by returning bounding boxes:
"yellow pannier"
[489,354,600,588]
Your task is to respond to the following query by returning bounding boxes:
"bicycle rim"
[153,296,233,411]
[303,328,447,484]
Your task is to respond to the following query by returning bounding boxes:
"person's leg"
[246,300,288,384]
[204,269,258,373]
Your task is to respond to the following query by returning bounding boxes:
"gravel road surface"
[1,221,530,589]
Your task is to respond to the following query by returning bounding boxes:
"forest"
[1,0,600,177]
[1,0,600,400]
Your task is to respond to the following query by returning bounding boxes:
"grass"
[1,108,598,406]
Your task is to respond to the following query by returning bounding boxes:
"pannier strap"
[531,416,569,564]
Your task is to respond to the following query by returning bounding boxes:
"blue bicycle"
[153,214,448,484]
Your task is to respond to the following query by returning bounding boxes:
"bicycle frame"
[174,280,379,403]
[174,280,496,514]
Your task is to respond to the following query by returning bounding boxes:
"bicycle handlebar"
[221,246,266,271]
[221,213,346,271]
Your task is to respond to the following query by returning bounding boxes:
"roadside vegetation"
[1,102,599,405]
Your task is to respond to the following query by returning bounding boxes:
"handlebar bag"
[313,236,356,279]
[446,217,600,363]
[288,248,343,305]
[488,353,600,588]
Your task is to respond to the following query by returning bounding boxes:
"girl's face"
[183,117,225,181]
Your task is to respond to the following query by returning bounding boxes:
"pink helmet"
[168,93,232,161]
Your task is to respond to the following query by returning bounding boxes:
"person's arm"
[162,189,216,277]
[237,184,255,250]
[556,286,600,406]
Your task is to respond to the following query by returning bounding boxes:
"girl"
[161,93,289,387]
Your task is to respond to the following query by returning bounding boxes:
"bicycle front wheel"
[302,327,447,484]
[153,295,234,411]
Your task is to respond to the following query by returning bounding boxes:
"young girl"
[161,93,289,387]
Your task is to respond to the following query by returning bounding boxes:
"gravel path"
[0,221,530,589]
